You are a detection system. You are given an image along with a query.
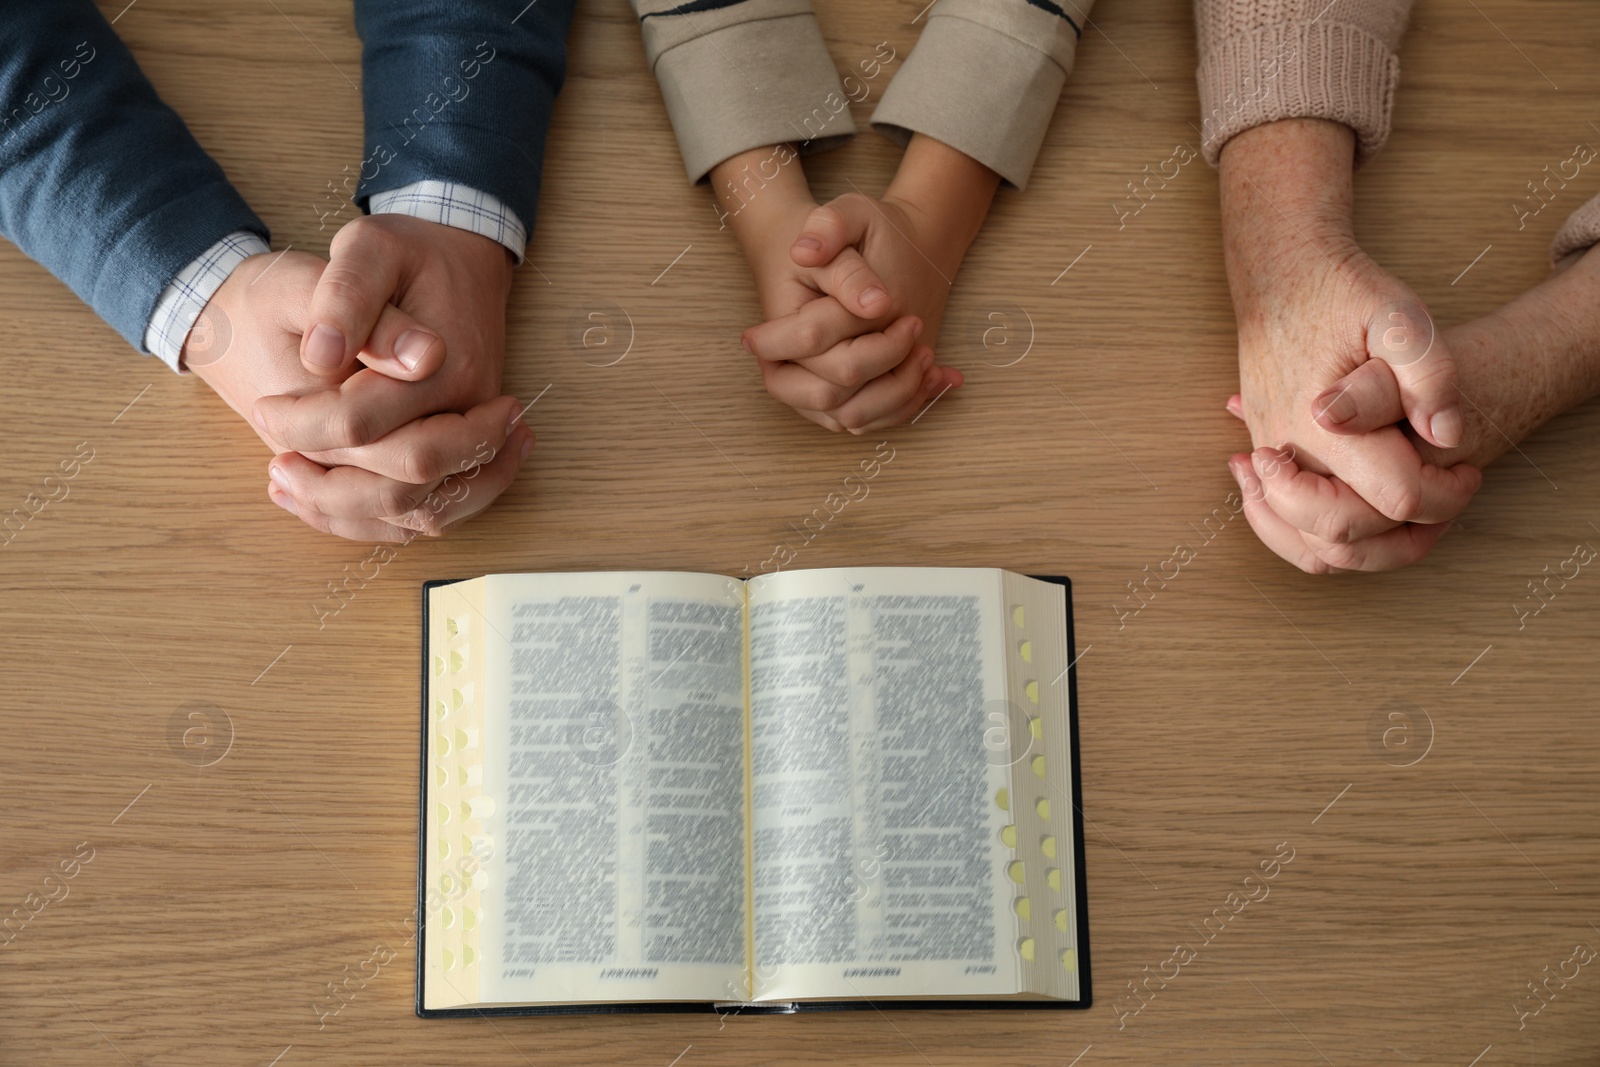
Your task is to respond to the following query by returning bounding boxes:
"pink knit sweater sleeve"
[1194,0,1413,167]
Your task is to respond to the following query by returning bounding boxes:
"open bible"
[418,567,1088,1015]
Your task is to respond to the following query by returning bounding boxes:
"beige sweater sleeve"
[633,0,856,183]
[870,0,1096,190]
[1194,0,1412,167]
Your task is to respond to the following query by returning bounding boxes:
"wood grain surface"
[2,1,1598,1064]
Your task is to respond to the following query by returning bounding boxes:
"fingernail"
[910,318,924,340]
[505,400,522,436]
[270,488,298,517]
[305,323,345,369]
[860,286,887,310]
[519,433,534,462]
[394,329,435,371]
[1232,460,1262,500]
[1314,389,1356,425]
[921,352,933,373]
[741,334,752,354]
[268,465,290,492]
[794,236,822,254]
[1430,406,1464,448]
[251,406,268,432]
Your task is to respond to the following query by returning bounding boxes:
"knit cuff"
[1196,19,1400,168]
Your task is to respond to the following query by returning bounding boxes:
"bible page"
[476,571,750,1006]
[745,567,1019,1001]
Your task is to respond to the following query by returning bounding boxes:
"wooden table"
[3,0,1598,1063]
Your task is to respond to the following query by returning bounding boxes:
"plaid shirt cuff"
[143,231,270,372]
[368,181,527,263]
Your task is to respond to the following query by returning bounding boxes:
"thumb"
[791,192,876,269]
[1312,358,1406,435]
[1364,300,1464,448]
[807,245,893,320]
[354,302,448,381]
[301,230,436,378]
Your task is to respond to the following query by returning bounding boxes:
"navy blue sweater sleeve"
[0,1,266,352]
[354,0,577,242]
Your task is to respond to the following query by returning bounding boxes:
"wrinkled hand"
[1225,245,1482,572]
[1228,236,1600,572]
[187,249,531,541]
[1214,119,1480,574]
